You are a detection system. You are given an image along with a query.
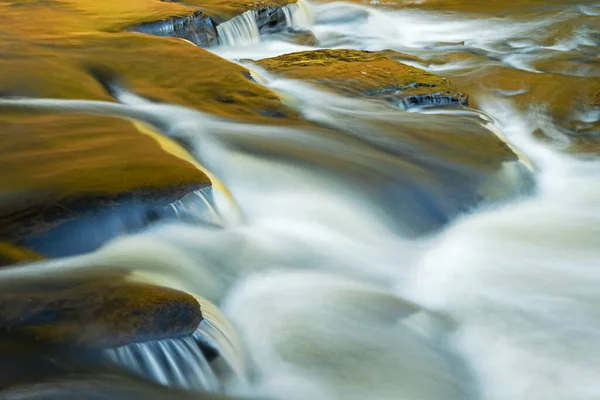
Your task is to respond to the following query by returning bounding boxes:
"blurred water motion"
[1,0,599,399]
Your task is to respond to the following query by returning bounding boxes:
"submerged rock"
[256,49,469,109]
[0,280,202,348]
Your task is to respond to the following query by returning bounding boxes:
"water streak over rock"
[256,49,469,108]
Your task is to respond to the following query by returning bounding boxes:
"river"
[1,0,599,399]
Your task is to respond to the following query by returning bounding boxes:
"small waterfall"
[282,0,312,28]
[217,1,312,47]
[105,336,219,392]
[193,312,247,383]
[217,10,261,47]
[169,186,223,226]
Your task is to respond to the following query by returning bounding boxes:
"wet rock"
[0,336,228,399]
[1,0,194,37]
[14,186,220,260]
[0,280,203,348]
[0,243,43,267]
[1,29,300,255]
[125,0,300,48]
[0,111,208,254]
[0,34,298,121]
[0,374,227,400]
[256,49,469,108]
[127,11,219,48]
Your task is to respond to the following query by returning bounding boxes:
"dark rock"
[126,3,297,48]
[0,374,224,400]
[127,11,219,48]
[399,93,469,109]
[255,6,289,35]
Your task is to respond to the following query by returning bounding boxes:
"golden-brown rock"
[0,279,202,348]
[0,110,208,243]
[0,243,44,267]
[1,14,301,246]
[256,49,468,107]
[1,34,298,121]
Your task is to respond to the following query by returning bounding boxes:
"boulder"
[0,34,298,121]
[0,110,208,256]
[1,0,193,37]
[0,279,202,348]
[256,49,469,108]
[127,11,219,48]
[1,6,301,256]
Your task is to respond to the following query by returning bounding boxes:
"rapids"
[1,0,599,399]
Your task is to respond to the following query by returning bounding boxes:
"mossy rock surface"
[256,49,469,107]
[1,0,193,36]
[1,6,301,249]
[1,34,298,121]
[0,109,208,247]
[0,279,202,348]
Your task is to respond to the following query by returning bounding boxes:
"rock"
[1,0,193,37]
[1,12,301,255]
[0,374,225,400]
[125,0,300,48]
[1,33,297,121]
[0,279,202,348]
[0,336,230,399]
[127,11,219,48]
[0,243,43,267]
[256,49,469,109]
[0,110,209,255]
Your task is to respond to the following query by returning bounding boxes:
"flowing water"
[2,0,600,399]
